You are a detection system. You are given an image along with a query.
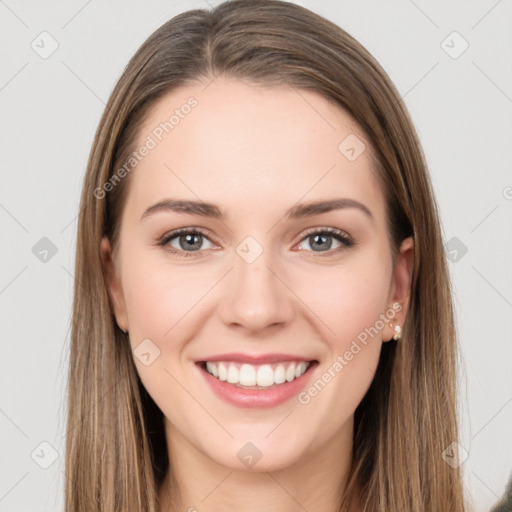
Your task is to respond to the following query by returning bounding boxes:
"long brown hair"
[65,1,468,510]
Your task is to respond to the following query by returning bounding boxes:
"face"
[101,78,413,473]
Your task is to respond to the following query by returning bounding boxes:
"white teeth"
[256,365,274,387]
[203,360,311,387]
[239,364,256,386]
[274,364,286,384]
[295,362,308,378]
[285,364,296,382]
[227,365,239,384]
[218,362,228,381]
[206,362,218,378]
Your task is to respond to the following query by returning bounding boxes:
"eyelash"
[157,226,355,259]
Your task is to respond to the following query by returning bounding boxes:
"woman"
[65,1,468,510]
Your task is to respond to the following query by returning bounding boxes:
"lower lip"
[197,362,318,409]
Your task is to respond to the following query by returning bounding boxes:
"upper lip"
[196,353,316,365]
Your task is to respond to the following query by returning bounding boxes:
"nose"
[217,247,295,334]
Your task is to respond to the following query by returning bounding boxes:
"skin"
[101,78,414,512]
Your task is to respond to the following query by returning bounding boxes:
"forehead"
[124,78,385,225]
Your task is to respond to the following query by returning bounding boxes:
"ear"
[100,236,129,333]
[383,236,414,342]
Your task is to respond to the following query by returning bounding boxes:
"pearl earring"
[392,324,402,341]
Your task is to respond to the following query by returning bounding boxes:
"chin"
[202,435,308,473]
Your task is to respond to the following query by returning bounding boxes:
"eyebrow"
[140,198,373,222]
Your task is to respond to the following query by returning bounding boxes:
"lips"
[195,353,318,408]
[196,356,318,409]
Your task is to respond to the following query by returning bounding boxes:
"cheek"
[120,256,212,422]
[291,262,390,436]
[122,254,209,341]
[294,255,391,349]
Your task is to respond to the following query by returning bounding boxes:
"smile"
[203,360,311,388]
[196,356,318,408]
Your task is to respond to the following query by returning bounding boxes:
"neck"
[158,417,360,512]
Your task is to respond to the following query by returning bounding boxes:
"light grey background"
[1,1,511,511]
